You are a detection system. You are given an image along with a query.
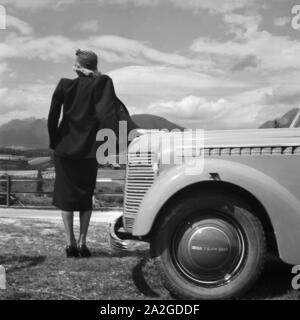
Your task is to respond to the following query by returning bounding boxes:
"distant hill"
[0,114,184,148]
[0,118,48,148]
[132,114,184,131]
[260,108,299,128]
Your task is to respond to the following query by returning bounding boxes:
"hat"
[75,49,98,71]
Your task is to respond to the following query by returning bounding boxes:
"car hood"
[128,128,300,154]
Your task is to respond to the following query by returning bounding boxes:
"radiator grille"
[123,152,155,232]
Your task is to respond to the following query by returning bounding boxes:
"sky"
[0,0,300,129]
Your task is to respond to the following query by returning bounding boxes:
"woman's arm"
[94,75,138,137]
[94,75,119,136]
[48,79,64,149]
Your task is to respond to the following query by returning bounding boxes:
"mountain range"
[0,114,184,148]
[1,108,298,149]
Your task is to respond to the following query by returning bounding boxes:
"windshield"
[273,109,300,128]
[294,115,300,128]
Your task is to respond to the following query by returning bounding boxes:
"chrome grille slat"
[125,194,145,198]
[125,206,141,210]
[123,152,155,232]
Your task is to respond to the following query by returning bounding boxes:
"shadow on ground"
[0,255,46,273]
[244,256,299,300]
[91,248,148,258]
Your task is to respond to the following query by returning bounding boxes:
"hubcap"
[173,215,245,285]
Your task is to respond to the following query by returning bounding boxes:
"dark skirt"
[53,156,98,211]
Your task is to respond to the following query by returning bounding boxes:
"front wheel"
[151,192,266,300]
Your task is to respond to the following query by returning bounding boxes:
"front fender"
[132,158,300,264]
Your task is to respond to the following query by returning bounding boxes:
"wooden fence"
[0,173,125,210]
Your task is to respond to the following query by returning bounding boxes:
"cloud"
[0,64,294,130]
[0,62,8,74]
[96,0,160,7]
[108,64,279,129]
[2,0,256,13]
[141,86,277,129]
[0,83,54,125]
[1,0,75,10]
[0,63,246,127]
[231,54,259,71]
[0,83,281,129]
[0,33,212,70]
[274,16,291,27]
[89,35,197,67]
[108,65,249,100]
[6,15,34,35]
[0,34,74,62]
[0,87,28,115]
[78,19,101,33]
[264,85,300,106]
[224,13,261,39]
[95,0,255,13]
[169,0,255,13]
[147,95,226,120]
[0,84,51,114]
[190,12,300,72]
[0,62,9,86]
[0,63,253,128]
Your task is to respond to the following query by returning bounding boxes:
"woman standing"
[48,49,137,258]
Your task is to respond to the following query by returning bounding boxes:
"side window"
[276,109,300,128]
[295,117,300,128]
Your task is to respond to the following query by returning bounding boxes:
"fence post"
[6,175,11,207]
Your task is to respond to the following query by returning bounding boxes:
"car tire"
[151,191,266,300]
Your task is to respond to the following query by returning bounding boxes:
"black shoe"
[78,244,91,258]
[65,245,79,258]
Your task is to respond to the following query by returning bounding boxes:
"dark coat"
[47,74,138,158]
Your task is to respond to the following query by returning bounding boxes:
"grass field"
[0,217,299,300]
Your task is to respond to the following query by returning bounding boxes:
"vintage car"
[109,110,300,300]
